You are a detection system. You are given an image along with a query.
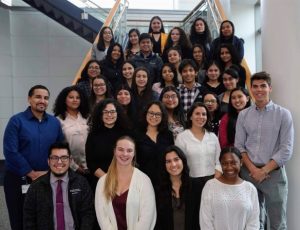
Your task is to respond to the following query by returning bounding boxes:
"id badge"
[21,184,30,194]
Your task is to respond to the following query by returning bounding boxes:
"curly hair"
[53,86,90,120]
[189,17,212,44]
[79,60,101,82]
[164,27,191,53]
[88,98,129,133]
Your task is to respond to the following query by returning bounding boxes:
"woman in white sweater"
[175,102,222,230]
[200,147,259,230]
[95,136,156,230]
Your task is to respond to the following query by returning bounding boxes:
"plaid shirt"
[177,82,207,114]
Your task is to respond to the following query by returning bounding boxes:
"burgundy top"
[218,113,234,149]
[112,190,129,230]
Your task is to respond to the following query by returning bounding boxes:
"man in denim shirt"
[235,72,294,230]
[3,85,63,230]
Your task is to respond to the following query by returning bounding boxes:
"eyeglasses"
[204,100,217,105]
[103,110,117,115]
[147,111,162,118]
[93,83,106,88]
[163,94,177,100]
[88,66,100,70]
[49,155,70,162]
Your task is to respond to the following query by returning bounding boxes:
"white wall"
[0,7,91,159]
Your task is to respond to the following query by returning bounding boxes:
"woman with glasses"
[136,101,174,188]
[77,60,101,97]
[95,136,156,229]
[86,98,130,191]
[159,86,185,140]
[91,26,115,61]
[89,75,113,110]
[203,92,223,136]
[175,102,222,230]
[53,86,90,176]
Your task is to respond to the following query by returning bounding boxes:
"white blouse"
[175,129,222,177]
[200,178,259,230]
[57,113,89,171]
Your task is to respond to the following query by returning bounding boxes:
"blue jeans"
[240,166,288,230]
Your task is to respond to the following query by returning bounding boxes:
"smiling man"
[235,72,294,229]
[23,142,95,230]
[3,85,64,230]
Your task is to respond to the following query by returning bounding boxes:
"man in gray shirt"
[235,72,294,230]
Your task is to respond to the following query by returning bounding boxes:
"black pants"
[190,175,214,230]
[4,170,30,230]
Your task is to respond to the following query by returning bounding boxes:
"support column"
[261,0,300,229]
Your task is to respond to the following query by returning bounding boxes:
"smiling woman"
[95,136,157,230]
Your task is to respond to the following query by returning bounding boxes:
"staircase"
[22,0,104,43]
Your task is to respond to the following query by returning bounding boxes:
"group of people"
[3,15,294,230]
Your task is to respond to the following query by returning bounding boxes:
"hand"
[249,167,269,183]
[27,170,47,181]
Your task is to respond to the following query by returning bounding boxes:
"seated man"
[23,142,95,230]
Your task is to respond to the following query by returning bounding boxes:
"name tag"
[22,184,30,194]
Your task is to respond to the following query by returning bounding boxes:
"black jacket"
[23,170,95,230]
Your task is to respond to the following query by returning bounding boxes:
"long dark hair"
[204,60,222,83]
[53,86,90,120]
[217,43,241,70]
[89,75,113,108]
[219,20,235,41]
[148,16,165,33]
[140,101,169,133]
[159,63,179,88]
[186,102,212,131]
[105,42,124,65]
[159,86,185,128]
[158,145,190,208]
[131,67,153,101]
[79,60,101,82]
[227,87,251,143]
[126,28,140,50]
[189,17,212,44]
[97,26,114,51]
[164,27,191,53]
[192,43,207,70]
[88,98,129,133]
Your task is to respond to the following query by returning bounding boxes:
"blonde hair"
[104,136,136,201]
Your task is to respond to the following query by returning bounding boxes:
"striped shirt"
[235,101,294,167]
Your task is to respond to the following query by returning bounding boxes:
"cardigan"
[95,168,157,230]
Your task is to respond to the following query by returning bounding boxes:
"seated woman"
[159,86,185,139]
[95,136,156,230]
[219,87,251,149]
[89,75,113,110]
[77,60,101,97]
[91,26,114,61]
[218,67,239,114]
[155,145,192,230]
[53,86,90,175]
[200,147,259,230]
[152,63,179,95]
[175,102,222,230]
[136,101,174,188]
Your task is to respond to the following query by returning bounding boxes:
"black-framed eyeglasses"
[147,111,162,118]
[49,155,70,162]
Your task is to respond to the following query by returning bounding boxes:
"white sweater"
[200,178,259,230]
[95,168,156,230]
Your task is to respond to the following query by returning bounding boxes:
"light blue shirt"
[235,101,294,167]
